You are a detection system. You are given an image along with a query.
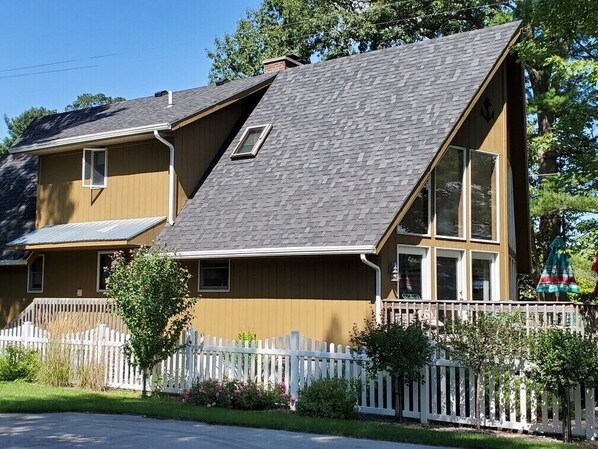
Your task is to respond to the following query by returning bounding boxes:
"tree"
[0,106,56,154]
[443,313,526,429]
[106,247,196,396]
[65,93,125,111]
[529,329,598,442]
[351,316,433,421]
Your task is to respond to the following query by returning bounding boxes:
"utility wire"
[0,65,98,80]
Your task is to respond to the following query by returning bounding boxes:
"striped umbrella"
[536,237,579,299]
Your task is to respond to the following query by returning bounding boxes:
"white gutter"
[172,245,376,260]
[153,130,175,225]
[0,259,28,266]
[360,254,382,325]
[9,123,172,155]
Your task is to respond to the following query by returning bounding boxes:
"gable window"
[230,124,272,159]
[471,252,498,301]
[97,251,113,292]
[397,246,430,299]
[27,254,44,293]
[82,148,107,188]
[435,147,465,238]
[398,179,430,235]
[199,260,230,292]
[470,151,498,241]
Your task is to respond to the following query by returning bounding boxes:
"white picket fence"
[1,322,596,439]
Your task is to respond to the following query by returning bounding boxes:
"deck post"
[289,330,300,409]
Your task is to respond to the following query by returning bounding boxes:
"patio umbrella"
[536,237,579,299]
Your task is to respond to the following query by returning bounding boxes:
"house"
[1,21,530,343]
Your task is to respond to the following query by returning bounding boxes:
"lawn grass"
[0,381,590,449]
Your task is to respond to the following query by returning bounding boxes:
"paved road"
[0,413,454,449]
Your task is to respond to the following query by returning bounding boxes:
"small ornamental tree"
[443,313,526,429]
[529,329,598,443]
[106,247,196,396]
[351,316,433,421]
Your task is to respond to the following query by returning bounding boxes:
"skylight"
[231,124,272,159]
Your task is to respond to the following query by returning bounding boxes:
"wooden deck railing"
[384,299,598,337]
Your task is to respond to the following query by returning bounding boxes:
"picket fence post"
[420,365,429,424]
[97,324,106,363]
[22,321,32,349]
[289,330,300,409]
[185,328,193,390]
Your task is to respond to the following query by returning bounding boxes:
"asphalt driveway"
[0,413,455,449]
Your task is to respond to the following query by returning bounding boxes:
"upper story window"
[435,147,465,238]
[199,260,230,292]
[82,148,107,188]
[230,124,272,159]
[398,179,430,235]
[470,151,497,241]
[27,254,44,293]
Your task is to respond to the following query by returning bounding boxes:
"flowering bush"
[183,379,291,410]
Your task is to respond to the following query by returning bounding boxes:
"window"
[398,179,430,235]
[436,249,463,301]
[230,125,272,159]
[97,251,113,292]
[199,260,230,292]
[507,165,516,250]
[470,151,497,241]
[82,148,107,188]
[27,254,44,293]
[471,252,498,301]
[435,147,465,238]
[509,256,517,301]
[397,246,430,299]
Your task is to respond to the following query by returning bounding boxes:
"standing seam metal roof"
[157,22,521,254]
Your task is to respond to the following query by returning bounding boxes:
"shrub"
[0,346,39,382]
[295,378,358,420]
[184,379,290,410]
[75,362,106,391]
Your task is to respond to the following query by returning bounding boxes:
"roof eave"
[0,259,28,266]
[8,123,172,155]
[171,245,377,260]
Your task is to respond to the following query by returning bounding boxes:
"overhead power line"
[0,65,98,80]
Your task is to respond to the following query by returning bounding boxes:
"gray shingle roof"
[8,217,165,247]
[11,74,275,152]
[0,153,37,262]
[157,22,521,256]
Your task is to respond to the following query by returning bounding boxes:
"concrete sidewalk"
[0,413,456,449]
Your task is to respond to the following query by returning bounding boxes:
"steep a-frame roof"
[0,153,37,263]
[158,22,521,258]
[10,73,275,154]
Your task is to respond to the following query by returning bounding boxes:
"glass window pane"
[98,253,112,291]
[398,180,429,235]
[92,151,106,186]
[200,260,229,291]
[398,253,423,298]
[29,256,44,291]
[471,152,497,240]
[437,256,458,300]
[435,148,464,237]
[83,150,92,185]
[472,258,492,301]
[236,128,263,155]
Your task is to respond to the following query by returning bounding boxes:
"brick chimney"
[263,55,305,74]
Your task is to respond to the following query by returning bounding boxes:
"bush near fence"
[0,322,596,440]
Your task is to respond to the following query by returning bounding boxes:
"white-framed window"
[507,164,517,251]
[436,249,464,301]
[82,148,107,188]
[470,251,499,301]
[27,254,44,293]
[397,245,430,299]
[434,147,466,239]
[230,124,272,159]
[397,178,431,236]
[199,260,230,292]
[97,251,113,292]
[470,150,498,241]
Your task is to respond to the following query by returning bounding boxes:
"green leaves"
[0,106,56,154]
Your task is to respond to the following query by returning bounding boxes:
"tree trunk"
[394,374,404,422]
[562,387,571,443]
[476,372,483,430]
[142,370,148,398]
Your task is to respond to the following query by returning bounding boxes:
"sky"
[0,0,261,137]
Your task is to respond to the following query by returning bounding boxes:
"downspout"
[153,130,175,225]
[360,254,381,324]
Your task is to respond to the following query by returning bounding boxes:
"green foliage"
[107,247,196,395]
[0,346,39,382]
[0,106,56,154]
[351,317,433,384]
[183,379,291,410]
[237,327,257,344]
[36,344,71,387]
[64,93,125,111]
[295,377,359,420]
